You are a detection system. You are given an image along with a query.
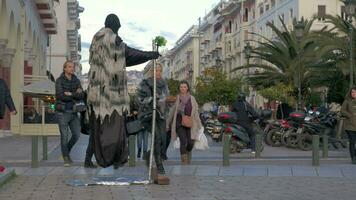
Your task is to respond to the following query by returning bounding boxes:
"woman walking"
[341,86,356,164]
[167,81,202,165]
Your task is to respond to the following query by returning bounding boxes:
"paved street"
[1,134,356,200]
[1,172,356,200]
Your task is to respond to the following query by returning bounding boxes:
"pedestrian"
[0,78,17,121]
[138,63,170,184]
[341,86,356,164]
[231,92,259,154]
[167,81,203,165]
[87,14,159,169]
[82,92,97,168]
[133,110,148,159]
[55,60,84,167]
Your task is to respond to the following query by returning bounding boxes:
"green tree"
[167,79,180,96]
[258,83,296,105]
[195,69,243,105]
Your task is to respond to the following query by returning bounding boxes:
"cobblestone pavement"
[1,174,356,200]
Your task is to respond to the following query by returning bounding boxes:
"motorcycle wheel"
[286,131,299,148]
[266,129,283,147]
[298,134,313,151]
[281,131,289,147]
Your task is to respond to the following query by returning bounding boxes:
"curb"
[0,169,16,187]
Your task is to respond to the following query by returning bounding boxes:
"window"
[290,8,294,19]
[244,8,249,22]
[318,5,326,21]
[271,0,275,7]
[341,6,346,20]
[266,4,270,11]
[260,6,264,15]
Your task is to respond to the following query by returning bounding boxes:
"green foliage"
[154,36,167,47]
[194,69,243,105]
[167,79,180,96]
[258,83,296,105]
[305,91,322,107]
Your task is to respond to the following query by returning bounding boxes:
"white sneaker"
[251,151,256,155]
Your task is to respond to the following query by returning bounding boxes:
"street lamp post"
[345,1,356,89]
[295,21,305,111]
[189,68,193,85]
[243,42,252,76]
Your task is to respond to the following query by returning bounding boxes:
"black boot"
[84,154,97,168]
[137,149,141,158]
[84,160,97,168]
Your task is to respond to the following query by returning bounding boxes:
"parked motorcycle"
[218,112,265,153]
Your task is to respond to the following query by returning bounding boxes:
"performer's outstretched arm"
[125,46,159,67]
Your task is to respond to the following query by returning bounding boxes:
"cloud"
[126,21,149,33]
[159,31,177,41]
[81,42,91,49]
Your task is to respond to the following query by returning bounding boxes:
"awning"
[22,79,55,97]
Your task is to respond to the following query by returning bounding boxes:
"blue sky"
[79,0,220,73]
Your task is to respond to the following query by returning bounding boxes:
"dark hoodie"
[341,87,356,131]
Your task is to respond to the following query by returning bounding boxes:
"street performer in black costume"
[87,14,159,169]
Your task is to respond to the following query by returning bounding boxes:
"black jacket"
[55,73,84,112]
[0,79,16,119]
[231,100,259,125]
[115,36,159,67]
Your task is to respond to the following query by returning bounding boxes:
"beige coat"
[341,88,356,131]
[167,95,202,141]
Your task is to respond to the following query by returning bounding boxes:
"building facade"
[0,0,58,132]
[47,0,83,79]
[159,0,345,107]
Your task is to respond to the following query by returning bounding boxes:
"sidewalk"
[1,165,356,200]
[1,134,356,200]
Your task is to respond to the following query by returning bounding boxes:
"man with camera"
[55,60,85,167]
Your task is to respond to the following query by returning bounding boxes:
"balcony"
[35,0,57,34]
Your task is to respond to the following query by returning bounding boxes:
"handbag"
[182,115,192,128]
[73,100,87,112]
[126,119,143,135]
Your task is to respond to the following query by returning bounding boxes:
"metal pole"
[31,136,39,168]
[312,135,320,166]
[298,46,302,111]
[223,134,231,166]
[322,134,328,158]
[255,134,261,159]
[129,135,136,167]
[350,19,354,89]
[42,136,48,160]
[148,40,157,182]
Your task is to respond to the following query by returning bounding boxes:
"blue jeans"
[137,130,148,153]
[57,112,81,157]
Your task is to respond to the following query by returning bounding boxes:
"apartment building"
[0,0,58,132]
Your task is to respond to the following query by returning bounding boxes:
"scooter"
[218,112,264,153]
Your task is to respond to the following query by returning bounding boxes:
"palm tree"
[312,13,356,88]
[232,17,333,98]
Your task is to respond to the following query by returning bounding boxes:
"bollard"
[31,136,39,168]
[42,136,48,160]
[322,135,328,158]
[223,133,231,166]
[255,134,262,159]
[312,135,320,166]
[129,135,136,167]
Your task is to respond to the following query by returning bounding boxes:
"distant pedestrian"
[55,60,84,167]
[0,78,17,120]
[341,86,356,164]
[167,81,203,165]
